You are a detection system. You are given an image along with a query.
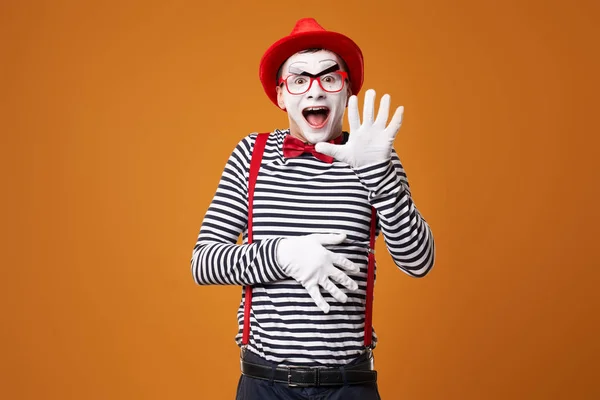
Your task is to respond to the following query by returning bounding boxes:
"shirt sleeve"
[190,134,288,285]
[352,150,436,277]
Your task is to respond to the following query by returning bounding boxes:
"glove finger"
[329,268,359,291]
[329,252,359,273]
[347,95,360,132]
[310,233,346,246]
[386,105,404,141]
[374,94,390,128]
[306,284,330,314]
[314,142,340,159]
[321,278,348,303]
[362,89,376,125]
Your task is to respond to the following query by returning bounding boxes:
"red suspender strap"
[364,207,377,348]
[242,132,269,346]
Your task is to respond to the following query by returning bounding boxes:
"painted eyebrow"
[289,63,340,77]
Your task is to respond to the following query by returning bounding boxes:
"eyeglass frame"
[278,70,349,95]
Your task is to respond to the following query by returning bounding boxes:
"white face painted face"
[276,50,350,144]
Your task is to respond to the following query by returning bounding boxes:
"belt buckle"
[287,367,298,387]
[287,367,319,387]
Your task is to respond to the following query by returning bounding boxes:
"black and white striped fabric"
[191,129,435,367]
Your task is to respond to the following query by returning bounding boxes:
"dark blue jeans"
[235,350,382,400]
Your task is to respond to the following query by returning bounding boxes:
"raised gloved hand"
[315,89,404,168]
[276,233,359,314]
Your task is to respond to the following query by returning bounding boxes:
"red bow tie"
[282,134,343,164]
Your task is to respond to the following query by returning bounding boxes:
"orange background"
[2,0,599,399]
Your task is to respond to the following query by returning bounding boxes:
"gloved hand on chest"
[276,233,359,314]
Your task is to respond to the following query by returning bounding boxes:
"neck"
[289,125,343,144]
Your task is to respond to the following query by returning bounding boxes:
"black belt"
[240,352,377,387]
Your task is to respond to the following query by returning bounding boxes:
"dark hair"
[275,48,350,83]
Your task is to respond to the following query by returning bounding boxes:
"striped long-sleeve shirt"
[191,129,435,367]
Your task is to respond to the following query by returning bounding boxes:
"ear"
[276,86,286,110]
[345,85,352,107]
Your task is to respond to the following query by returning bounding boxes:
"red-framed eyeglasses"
[278,71,349,95]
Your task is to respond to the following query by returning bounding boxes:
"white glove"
[276,233,359,314]
[315,89,404,168]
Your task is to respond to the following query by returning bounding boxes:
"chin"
[302,128,334,144]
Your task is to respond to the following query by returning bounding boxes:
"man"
[191,18,435,399]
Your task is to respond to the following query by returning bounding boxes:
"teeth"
[305,107,328,111]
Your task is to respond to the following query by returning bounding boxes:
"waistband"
[240,347,377,387]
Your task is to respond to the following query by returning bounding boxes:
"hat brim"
[259,31,364,109]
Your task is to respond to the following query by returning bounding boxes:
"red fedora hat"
[259,18,364,109]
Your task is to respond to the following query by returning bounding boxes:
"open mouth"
[302,106,330,129]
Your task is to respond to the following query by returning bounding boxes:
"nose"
[306,77,325,99]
